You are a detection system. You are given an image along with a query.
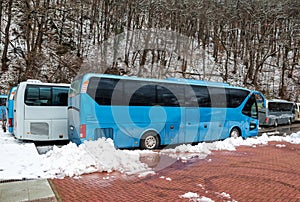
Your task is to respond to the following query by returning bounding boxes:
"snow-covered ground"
[0,127,300,181]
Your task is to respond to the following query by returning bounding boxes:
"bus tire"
[140,131,159,150]
[230,127,240,139]
[2,125,6,133]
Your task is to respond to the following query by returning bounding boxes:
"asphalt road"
[259,122,300,136]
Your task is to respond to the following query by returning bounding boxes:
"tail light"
[265,117,269,123]
[80,124,86,138]
[8,118,13,127]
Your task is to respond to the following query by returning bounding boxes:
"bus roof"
[166,78,230,86]
[268,99,294,103]
[80,73,250,91]
[19,80,70,87]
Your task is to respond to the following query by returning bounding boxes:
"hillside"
[0,0,299,101]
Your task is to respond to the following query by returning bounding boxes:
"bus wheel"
[230,127,240,139]
[141,131,159,150]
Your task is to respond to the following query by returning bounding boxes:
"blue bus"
[6,87,17,133]
[68,74,264,149]
[0,94,8,132]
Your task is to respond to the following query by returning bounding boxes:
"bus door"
[185,108,200,143]
[242,93,260,137]
[253,91,266,127]
[166,108,198,144]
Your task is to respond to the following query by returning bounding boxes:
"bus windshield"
[25,85,68,106]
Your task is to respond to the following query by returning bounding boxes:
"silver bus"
[259,99,295,127]
[14,80,70,141]
[294,103,300,122]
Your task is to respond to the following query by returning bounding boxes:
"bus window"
[129,84,156,106]
[191,86,211,107]
[53,87,69,106]
[242,94,258,119]
[226,89,249,108]
[156,84,183,107]
[87,77,122,105]
[0,97,6,106]
[208,87,227,108]
[255,93,265,110]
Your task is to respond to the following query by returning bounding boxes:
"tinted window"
[269,102,294,112]
[189,86,211,107]
[129,84,156,106]
[208,87,227,108]
[87,77,123,105]
[242,94,258,118]
[157,84,184,107]
[226,89,249,108]
[0,98,7,106]
[25,85,69,106]
[52,87,69,106]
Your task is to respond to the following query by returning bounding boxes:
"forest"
[0,0,299,101]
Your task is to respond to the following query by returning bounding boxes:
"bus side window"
[129,84,156,106]
[156,84,184,107]
[226,89,249,108]
[87,78,121,106]
[208,87,227,108]
[191,86,211,107]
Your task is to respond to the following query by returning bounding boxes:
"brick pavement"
[50,142,300,201]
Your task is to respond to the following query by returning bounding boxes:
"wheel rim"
[145,135,157,149]
[230,129,239,138]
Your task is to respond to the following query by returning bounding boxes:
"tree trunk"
[1,0,13,72]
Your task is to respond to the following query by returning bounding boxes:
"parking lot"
[49,140,300,201]
[1,123,300,201]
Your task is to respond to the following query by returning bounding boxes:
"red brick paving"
[50,142,300,201]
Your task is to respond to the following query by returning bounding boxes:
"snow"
[1,126,300,180]
[179,192,214,202]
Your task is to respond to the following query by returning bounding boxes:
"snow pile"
[1,129,300,180]
[42,138,150,178]
[161,132,300,160]
[269,132,300,144]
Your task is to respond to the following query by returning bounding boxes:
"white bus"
[14,80,70,141]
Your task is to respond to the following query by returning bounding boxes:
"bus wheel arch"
[140,130,160,150]
[230,127,241,139]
